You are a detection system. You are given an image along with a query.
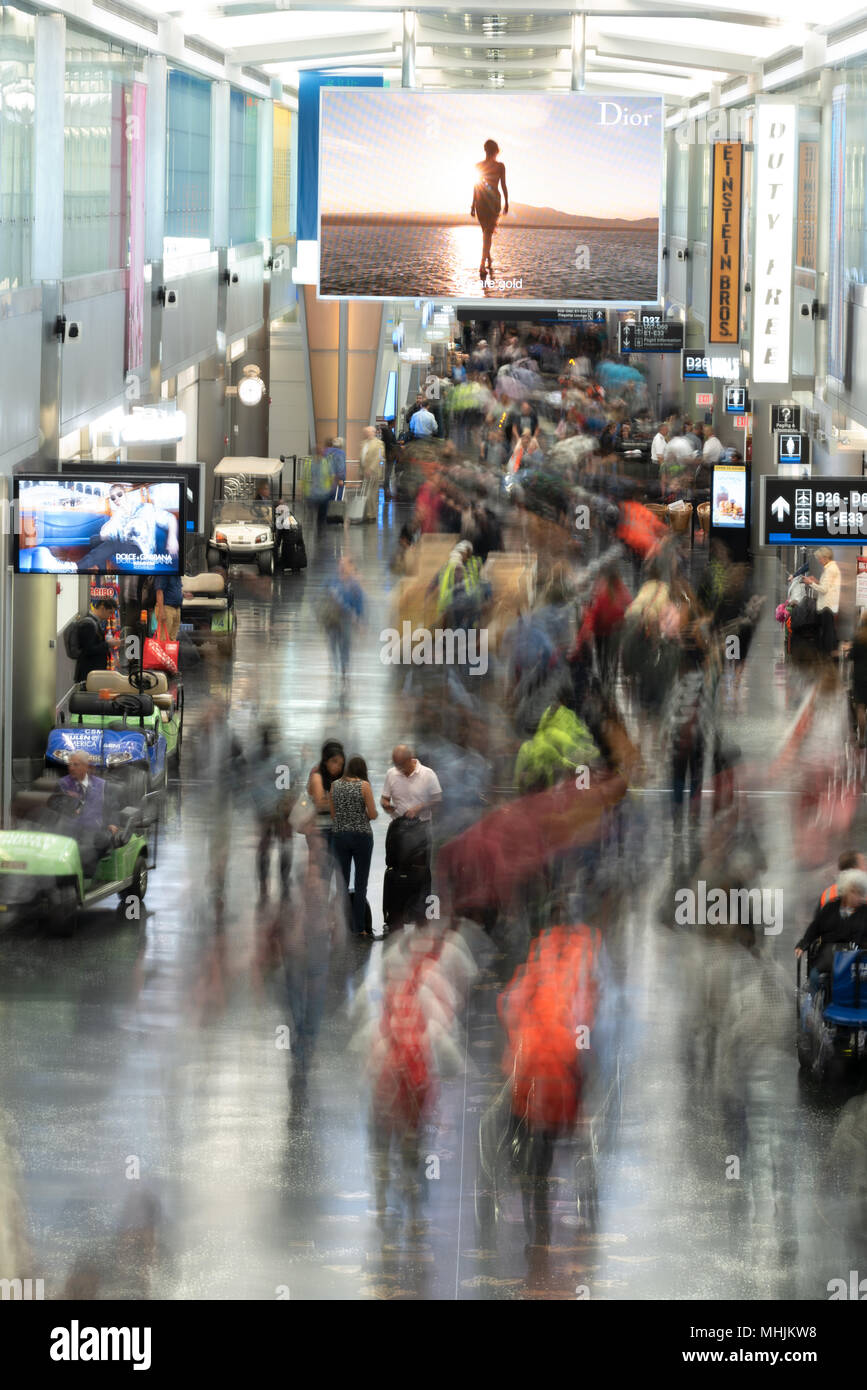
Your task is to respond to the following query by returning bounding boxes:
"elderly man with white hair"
[360,425,384,523]
[380,744,442,934]
[796,867,867,984]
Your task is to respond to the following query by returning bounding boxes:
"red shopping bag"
[143,619,180,675]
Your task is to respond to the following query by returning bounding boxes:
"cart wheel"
[129,853,148,905]
[207,547,222,569]
[796,1033,813,1071]
[48,884,80,938]
[258,550,275,576]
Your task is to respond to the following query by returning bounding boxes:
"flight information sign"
[761,475,867,545]
[619,320,684,353]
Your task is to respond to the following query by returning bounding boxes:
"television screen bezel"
[13,472,187,576]
[710,461,749,531]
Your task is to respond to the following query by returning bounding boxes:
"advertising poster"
[126,81,147,373]
[796,140,818,270]
[857,555,867,608]
[712,463,747,528]
[318,91,663,303]
[708,141,742,344]
[752,102,796,385]
[17,478,183,575]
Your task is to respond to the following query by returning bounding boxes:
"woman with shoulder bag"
[306,740,345,882]
[330,756,378,936]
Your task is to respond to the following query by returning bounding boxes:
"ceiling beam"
[205,0,784,24]
[229,26,400,64]
[414,47,708,82]
[590,28,759,73]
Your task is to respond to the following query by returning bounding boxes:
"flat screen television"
[60,460,204,533]
[14,475,185,575]
[318,90,663,305]
[711,463,748,529]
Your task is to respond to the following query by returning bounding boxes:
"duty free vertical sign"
[752,100,797,388]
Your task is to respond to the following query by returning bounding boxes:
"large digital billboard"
[318,91,662,305]
[15,476,184,575]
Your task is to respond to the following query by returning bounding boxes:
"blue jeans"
[333,831,373,933]
[327,626,351,678]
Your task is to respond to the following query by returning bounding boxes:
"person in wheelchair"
[48,751,121,878]
[796,868,867,988]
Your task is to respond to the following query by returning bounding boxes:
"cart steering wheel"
[128,668,160,693]
[114,694,147,716]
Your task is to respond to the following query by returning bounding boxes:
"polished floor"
[2,498,867,1301]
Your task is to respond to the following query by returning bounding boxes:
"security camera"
[800,302,811,318]
[67,321,82,341]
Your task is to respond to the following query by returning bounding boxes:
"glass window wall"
[165,67,211,252]
[229,87,258,246]
[0,4,34,292]
[63,28,138,278]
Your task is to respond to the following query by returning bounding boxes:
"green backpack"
[514,704,599,794]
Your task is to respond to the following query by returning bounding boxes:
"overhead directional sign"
[772,403,801,432]
[619,320,684,354]
[761,475,867,545]
[682,349,741,379]
[777,431,809,466]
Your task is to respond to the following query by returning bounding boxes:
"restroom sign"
[771,403,801,432]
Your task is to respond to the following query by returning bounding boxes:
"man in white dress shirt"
[650,422,670,469]
[380,745,442,930]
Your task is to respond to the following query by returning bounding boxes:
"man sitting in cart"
[49,751,120,877]
[796,867,867,986]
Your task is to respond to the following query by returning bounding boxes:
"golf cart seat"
[69,691,155,718]
[182,573,229,610]
[85,668,174,711]
[11,789,55,826]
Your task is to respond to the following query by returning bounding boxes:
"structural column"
[33,13,65,462]
[571,12,586,92]
[211,80,230,252]
[145,54,167,403]
[32,14,64,285]
[257,96,274,249]
[401,10,416,90]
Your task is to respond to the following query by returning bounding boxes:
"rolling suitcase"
[326,483,346,523]
[278,515,307,572]
[346,481,370,525]
[383,818,431,929]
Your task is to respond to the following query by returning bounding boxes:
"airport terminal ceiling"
[27,0,867,105]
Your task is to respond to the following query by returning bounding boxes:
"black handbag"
[790,591,818,632]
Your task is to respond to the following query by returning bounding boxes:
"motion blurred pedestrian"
[307,739,346,882]
[331,755,378,936]
[360,426,384,522]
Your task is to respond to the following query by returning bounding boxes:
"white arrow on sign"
[771,496,791,521]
